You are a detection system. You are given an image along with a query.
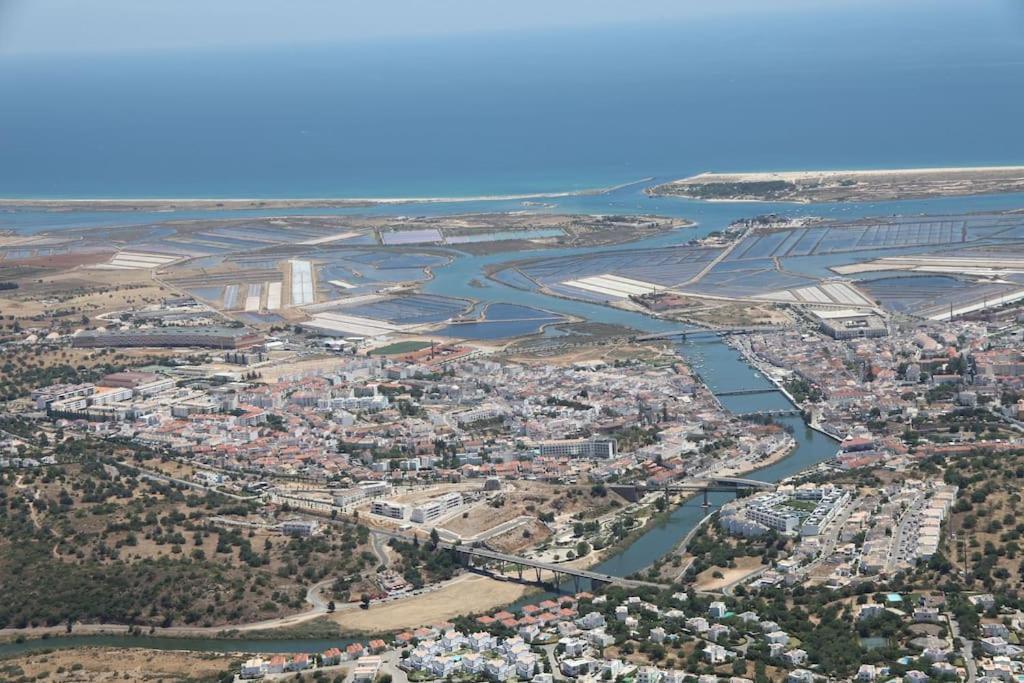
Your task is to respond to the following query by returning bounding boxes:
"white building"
[703,644,731,664]
[538,438,616,459]
[281,519,319,536]
[240,658,267,679]
[635,666,662,683]
[560,658,594,678]
[371,499,408,520]
[411,492,463,523]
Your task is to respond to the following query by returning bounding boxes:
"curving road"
[371,530,392,568]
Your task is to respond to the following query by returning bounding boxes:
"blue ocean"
[2,0,1023,201]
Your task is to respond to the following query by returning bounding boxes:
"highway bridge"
[634,326,788,342]
[666,476,775,492]
[663,476,776,509]
[608,476,775,511]
[444,543,666,591]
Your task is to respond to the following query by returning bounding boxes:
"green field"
[371,341,433,355]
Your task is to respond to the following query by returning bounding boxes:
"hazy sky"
[0,0,898,57]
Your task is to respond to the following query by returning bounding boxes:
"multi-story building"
[32,383,96,411]
[411,492,463,523]
[538,439,616,459]
[747,504,801,534]
[281,519,319,537]
[371,500,408,520]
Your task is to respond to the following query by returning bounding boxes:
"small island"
[647,165,1024,202]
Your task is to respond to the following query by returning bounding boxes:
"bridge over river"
[367,527,668,590]
[443,543,666,591]
[633,325,790,342]
[430,477,776,589]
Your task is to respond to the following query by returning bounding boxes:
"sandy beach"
[678,165,1024,183]
[0,178,652,213]
[648,165,1024,203]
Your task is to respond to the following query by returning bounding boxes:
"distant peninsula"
[647,165,1024,203]
[0,179,652,214]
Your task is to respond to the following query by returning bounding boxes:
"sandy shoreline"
[0,178,653,213]
[676,165,1024,183]
[648,164,1024,203]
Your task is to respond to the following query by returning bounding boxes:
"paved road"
[371,530,392,568]
[799,500,854,579]
[947,612,976,683]
[887,493,926,574]
[305,577,336,613]
[454,515,535,543]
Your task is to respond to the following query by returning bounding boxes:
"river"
[11,184,1021,654]
[0,189,852,657]
[2,0,1021,656]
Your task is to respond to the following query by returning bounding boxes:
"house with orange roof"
[493,610,515,621]
[538,600,558,610]
[347,643,367,658]
[521,604,541,616]
[501,617,519,629]
[476,615,497,626]
[322,648,343,665]
[267,655,287,674]
[286,654,311,672]
[368,639,387,653]
[396,631,416,644]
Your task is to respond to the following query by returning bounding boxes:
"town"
[5,266,1024,682]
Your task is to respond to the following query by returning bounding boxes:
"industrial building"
[811,309,888,340]
[73,326,264,350]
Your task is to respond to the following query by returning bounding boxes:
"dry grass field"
[0,647,238,682]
